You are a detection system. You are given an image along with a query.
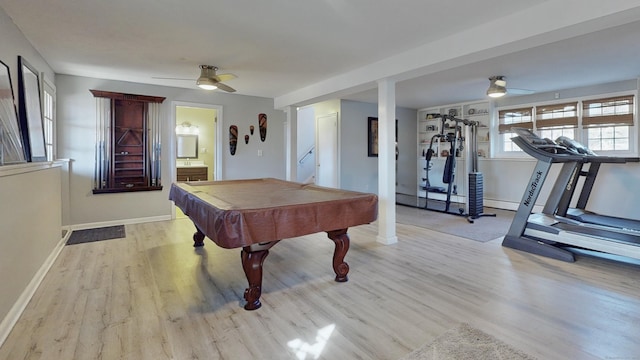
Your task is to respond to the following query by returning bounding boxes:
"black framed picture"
[367,117,378,157]
[17,56,47,162]
[368,117,398,157]
[0,60,26,165]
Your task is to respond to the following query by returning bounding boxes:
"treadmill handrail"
[511,136,586,163]
[511,127,630,164]
[583,155,627,164]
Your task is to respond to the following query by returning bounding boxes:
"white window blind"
[536,102,578,129]
[582,95,634,127]
[498,107,533,134]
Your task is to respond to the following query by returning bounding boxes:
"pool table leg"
[241,241,279,311]
[192,227,205,247]
[327,229,350,282]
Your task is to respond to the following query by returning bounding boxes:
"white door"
[315,113,338,188]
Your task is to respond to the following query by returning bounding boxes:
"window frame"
[493,91,637,158]
[496,107,533,158]
[41,76,55,161]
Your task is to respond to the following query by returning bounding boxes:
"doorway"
[172,102,223,219]
[315,113,339,188]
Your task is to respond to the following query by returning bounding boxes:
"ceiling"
[2,0,640,109]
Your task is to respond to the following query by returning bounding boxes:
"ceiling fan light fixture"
[197,76,218,90]
[196,65,219,90]
[487,76,507,98]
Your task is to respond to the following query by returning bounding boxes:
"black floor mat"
[66,225,126,245]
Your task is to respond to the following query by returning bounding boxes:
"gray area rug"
[400,323,537,360]
[67,225,126,245]
[395,204,514,242]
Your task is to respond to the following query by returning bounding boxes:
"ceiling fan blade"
[507,88,535,95]
[151,76,194,81]
[215,82,236,93]
[153,66,237,92]
[214,73,237,82]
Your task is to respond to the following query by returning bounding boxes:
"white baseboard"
[71,215,172,231]
[0,231,71,347]
[483,199,544,213]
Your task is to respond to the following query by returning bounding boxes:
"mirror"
[0,60,26,165]
[177,134,198,158]
[17,56,47,162]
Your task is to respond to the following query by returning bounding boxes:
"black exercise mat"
[67,225,126,245]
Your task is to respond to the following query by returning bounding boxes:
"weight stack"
[468,172,485,217]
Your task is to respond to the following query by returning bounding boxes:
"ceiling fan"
[154,65,237,92]
[486,76,534,98]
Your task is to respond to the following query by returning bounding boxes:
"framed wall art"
[17,56,47,162]
[0,60,26,165]
[367,117,378,157]
[367,116,398,158]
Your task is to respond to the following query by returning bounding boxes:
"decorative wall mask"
[250,125,254,135]
[258,113,267,142]
[229,125,238,155]
[244,134,249,144]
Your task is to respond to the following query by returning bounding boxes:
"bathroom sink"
[177,160,206,168]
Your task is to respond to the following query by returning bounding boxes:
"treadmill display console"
[556,136,597,156]
[511,127,574,154]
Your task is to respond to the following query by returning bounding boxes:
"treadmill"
[502,127,640,262]
[550,137,640,231]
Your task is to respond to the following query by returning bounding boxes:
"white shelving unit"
[463,102,491,159]
[416,101,491,202]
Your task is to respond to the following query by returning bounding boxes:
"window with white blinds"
[498,107,532,152]
[496,94,635,156]
[582,95,634,126]
[583,95,633,151]
[536,102,578,141]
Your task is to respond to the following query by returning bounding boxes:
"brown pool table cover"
[169,178,378,248]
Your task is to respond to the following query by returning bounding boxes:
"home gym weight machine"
[422,114,495,223]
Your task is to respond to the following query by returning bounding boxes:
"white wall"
[0,165,63,340]
[56,75,287,226]
[395,106,419,196]
[481,158,558,209]
[308,99,340,186]
[0,9,55,91]
[296,106,315,155]
[336,100,374,192]
[337,100,417,194]
[302,98,417,195]
[296,106,316,183]
[0,6,64,342]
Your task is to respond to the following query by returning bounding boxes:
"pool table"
[169,178,378,310]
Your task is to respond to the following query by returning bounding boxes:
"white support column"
[285,106,298,182]
[376,79,398,245]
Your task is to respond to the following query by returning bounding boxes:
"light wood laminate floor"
[1,215,639,359]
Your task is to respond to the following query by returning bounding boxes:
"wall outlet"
[258,150,263,156]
